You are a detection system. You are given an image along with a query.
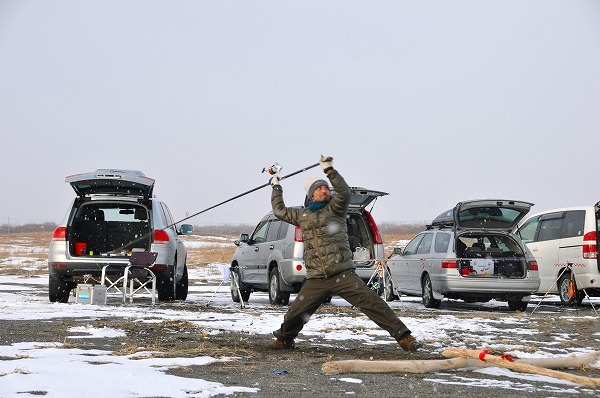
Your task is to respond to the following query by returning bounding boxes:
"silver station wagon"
[386,199,540,311]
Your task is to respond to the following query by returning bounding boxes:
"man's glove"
[270,175,279,186]
[320,155,333,173]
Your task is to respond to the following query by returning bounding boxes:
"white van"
[515,204,600,305]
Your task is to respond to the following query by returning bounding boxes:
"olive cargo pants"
[274,269,410,342]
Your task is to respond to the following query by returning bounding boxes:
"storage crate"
[75,284,107,305]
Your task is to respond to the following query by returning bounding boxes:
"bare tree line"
[1,222,425,237]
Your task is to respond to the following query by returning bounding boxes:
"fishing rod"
[108,161,321,254]
[174,161,320,225]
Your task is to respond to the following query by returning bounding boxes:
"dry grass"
[0,231,415,267]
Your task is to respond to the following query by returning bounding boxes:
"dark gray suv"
[47,169,193,303]
[230,187,388,305]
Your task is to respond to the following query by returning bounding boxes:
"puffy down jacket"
[271,169,354,279]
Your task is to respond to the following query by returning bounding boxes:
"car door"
[257,219,284,285]
[406,233,434,295]
[519,212,563,293]
[392,233,424,293]
[160,203,187,281]
[244,220,270,284]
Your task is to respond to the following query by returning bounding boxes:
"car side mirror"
[179,224,194,235]
[239,233,249,243]
[393,247,403,255]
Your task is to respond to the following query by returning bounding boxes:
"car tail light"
[582,231,597,259]
[153,229,169,243]
[460,267,471,276]
[296,264,303,271]
[52,227,66,240]
[294,226,304,242]
[442,260,457,269]
[364,210,383,245]
[527,260,538,271]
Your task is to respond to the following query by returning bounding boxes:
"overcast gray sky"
[1,1,599,227]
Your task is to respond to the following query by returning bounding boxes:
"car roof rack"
[426,220,454,230]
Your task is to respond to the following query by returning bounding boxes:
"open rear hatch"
[66,169,155,199]
[452,200,534,279]
[454,199,533,231]
[65,170,154,257]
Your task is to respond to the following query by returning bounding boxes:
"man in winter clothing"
[269,155,421,352]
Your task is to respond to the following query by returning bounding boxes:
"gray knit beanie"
[305,177,329,200]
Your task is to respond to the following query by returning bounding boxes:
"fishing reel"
[262,162,282,176]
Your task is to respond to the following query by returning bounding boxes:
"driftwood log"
[442,348,600,389]
[322,351,600,384]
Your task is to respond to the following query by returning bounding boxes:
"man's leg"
[331,270,412,341]
[273,278,331,345]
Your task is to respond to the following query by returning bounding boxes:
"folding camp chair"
[101,251,158,304]
[123,251,158,304]
[206,264,245,309]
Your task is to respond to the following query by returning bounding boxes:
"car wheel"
[422,274,441,309]
[383,268,399,302]
[507,299,528,311]
[269,267,290,305]
[175,263,188,301]
[48,276,72,303]
[230,267,251,303]
[157,263,176,302]
[558,272,584,306]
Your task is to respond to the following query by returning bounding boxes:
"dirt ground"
[1,298,599,398]
[1,232,599,397]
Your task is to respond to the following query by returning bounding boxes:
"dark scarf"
[307,200,327,210]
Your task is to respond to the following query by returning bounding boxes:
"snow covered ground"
[0,238,599,397]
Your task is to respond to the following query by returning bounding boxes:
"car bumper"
[431,273,540,295]
[278,258,307,289]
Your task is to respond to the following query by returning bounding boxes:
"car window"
[266,220,282,242]
[402,234,424,256]
[561,210,585,238]
[518,218,539,243]
[251,220,269,244]
[160,203,176,231]
[434,232,451,253]
[416,233,434,254]
[278,222,290,240]
[537,216,564,242]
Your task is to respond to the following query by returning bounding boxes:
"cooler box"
[75,284,107,305]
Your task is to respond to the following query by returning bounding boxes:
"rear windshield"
[75,203,148,223]
[458,207,524,229]
[457,233,524,257]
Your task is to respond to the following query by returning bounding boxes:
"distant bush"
[0,222,57,234]
[0,221,426,238]
[378,222,426,236]
[192,224,254,237]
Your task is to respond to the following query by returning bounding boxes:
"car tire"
[175,263,188,301]
[558,272,584,306]
[230,267,251,303]
[269,267,290,305]
[507,299,528,311]
[422,274,441,309]
[157,262,177,302]
[48,276,72,303]
[383,268,399,302]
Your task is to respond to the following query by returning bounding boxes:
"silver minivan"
[516,204,600,305]
[386,200,540,311]
[47,169,193,303]
[230,187,388,305]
